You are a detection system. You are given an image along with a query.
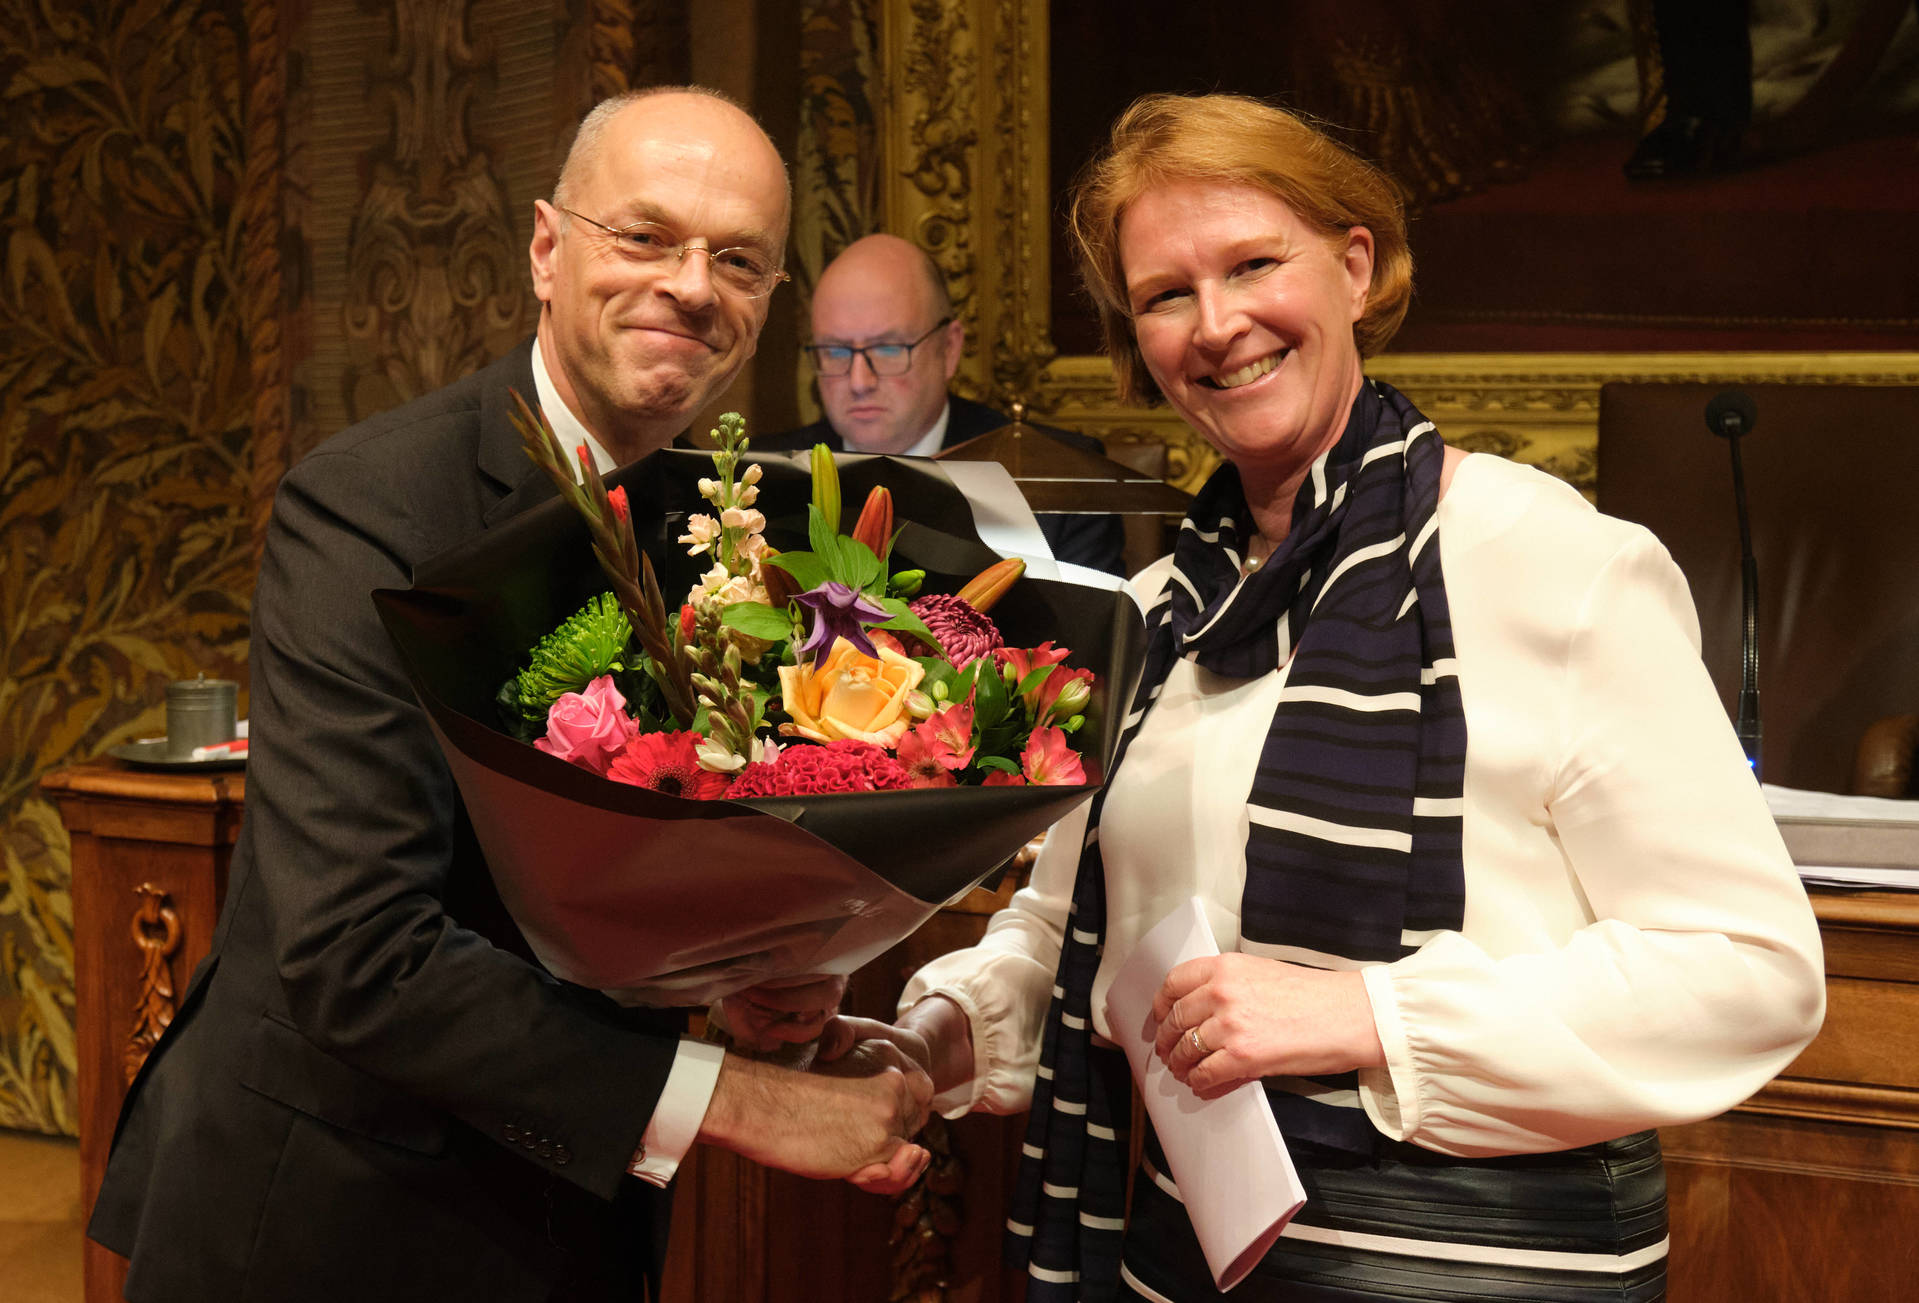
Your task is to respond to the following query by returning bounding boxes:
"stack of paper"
[1764,785,1919,890]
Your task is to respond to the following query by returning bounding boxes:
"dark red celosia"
[727,739,914,797]
[908,593,1004,668]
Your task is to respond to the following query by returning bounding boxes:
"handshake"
[695,977,973,1197]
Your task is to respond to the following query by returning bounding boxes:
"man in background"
[762,233,1128,575]
[88,87,929,1303]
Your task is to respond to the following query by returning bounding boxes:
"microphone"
[1705,389,1761,775]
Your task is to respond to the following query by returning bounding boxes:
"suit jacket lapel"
[477,339,561,528]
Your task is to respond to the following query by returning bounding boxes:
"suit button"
[553,1145,572,1166]
[502,1123,520,1143]
[537,1140,554,1160]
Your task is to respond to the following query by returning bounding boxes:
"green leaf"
[720,601,796,641]
[873,598,938,649]
[766,549,829,593]
[975,754,1020,774]
[841,538,884,592]
[807,503,839,561]
[972,657,1011,731]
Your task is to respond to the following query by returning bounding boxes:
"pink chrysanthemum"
[606,731,732,800]
[726,739,914,798]
[908,593,1004,667]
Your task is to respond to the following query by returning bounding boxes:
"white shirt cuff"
[627,1037,725,1187]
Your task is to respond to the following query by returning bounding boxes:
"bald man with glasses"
[88,88,931,1303]
[761,234,1127,575]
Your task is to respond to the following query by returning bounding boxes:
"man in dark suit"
[758,234,1127,575]
[88,88,930,1303]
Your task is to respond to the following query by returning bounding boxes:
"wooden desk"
[1661,889,1919,1301]
[50,760,1919,1300]
[43,761,242,1303]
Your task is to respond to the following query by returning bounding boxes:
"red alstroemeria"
[995,641,1073,685]
[606,731,732,799]
[1020,725,1085,786]
[925,700,976,768]
[981,770,1026,787]
[1032,665,1095,724]
[895,729,959,789]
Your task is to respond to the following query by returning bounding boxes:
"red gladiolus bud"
[679,604,697,641]
[576,443,593,472]
[608,485,630,522]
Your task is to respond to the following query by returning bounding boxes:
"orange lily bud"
[850,486,893,554]
[955,556,1025,612]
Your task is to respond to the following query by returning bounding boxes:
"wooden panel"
[44,762,241,1303]
[1665,1112,1919,1301]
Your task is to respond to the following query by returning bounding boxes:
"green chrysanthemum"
[511,592,633,724]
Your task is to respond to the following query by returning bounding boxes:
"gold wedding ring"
[1189,1027,1207,1056]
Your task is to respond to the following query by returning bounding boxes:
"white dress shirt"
[530,338,725,1185]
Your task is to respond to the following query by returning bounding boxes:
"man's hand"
[715,974,848,1055]
[814,1014,933,1076]
[696,1048,933,1196]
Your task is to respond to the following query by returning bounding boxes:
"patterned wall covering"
[0,0,256,1134]
[0,0,689,1137]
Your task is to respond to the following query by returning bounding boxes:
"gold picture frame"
[856,0,1919,497]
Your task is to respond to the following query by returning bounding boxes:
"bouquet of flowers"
[373,399,1145,1005]
[504,404,1104,798]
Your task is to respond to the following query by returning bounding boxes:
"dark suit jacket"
[756,395,1128,576]
[90,341,683,1302]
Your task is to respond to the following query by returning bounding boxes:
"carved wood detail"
[242,0,289,559]
[124,884,182,1085]
[890,1115,965,1302]
[340,0,532,417]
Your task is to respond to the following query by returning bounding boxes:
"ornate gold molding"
[862,0,1919,495]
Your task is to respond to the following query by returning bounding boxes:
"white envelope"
[1104,896,1307,1291]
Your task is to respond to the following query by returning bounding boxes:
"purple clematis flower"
[794,581,892,665]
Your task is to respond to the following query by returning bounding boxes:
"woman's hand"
[818,995,975,1099]
[1150,954,1385,1097]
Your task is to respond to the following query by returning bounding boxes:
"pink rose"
[535,674,637,774]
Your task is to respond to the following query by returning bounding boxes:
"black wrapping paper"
[374,448,1147,1003]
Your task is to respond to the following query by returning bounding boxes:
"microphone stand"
[1706,390,1762,775]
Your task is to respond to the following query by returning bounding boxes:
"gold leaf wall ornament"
[340,0,532,419]
[791,0,882,423]
[882,0,980,385]
[0,0,254,1135]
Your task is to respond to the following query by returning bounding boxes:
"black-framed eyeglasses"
[559,207,790,299]
[804,318,954,377]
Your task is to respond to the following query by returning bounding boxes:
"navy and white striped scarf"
[1005,379,1466,1299]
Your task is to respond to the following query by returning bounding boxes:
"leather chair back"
[1596,383,1919,794]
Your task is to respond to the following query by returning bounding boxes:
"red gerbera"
[605,731,732,800]
[727,739,914,797]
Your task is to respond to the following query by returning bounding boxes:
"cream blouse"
[901,452,1826,1157]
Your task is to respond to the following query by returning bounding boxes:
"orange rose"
[777,638,927,747]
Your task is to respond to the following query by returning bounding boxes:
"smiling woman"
[881,91,1824,1303]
